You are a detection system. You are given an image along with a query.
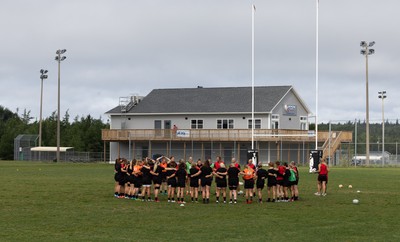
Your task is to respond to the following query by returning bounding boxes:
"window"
[191,119,203,129]
[217,119,234,129]
[271,114,279,129]
[300,116,307,130]
[248,119,261,129]
[154,120,162,129]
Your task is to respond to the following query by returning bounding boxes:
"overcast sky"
[0,0,398,124]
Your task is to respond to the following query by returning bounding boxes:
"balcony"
[102,129,352,143]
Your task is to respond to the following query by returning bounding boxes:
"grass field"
[0,161,399,242]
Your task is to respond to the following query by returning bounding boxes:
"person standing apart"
[315,159,329,196]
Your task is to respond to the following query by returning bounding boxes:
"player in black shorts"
[200,160,213,204]
[275,161,285,202]
[132,160,143,200]
[255,164,268,203]
[196,159,203,191]
[189,162,201,202]
[214,163,228,203]
[227,162,240,204]
[140,158,153,201]
[267,162,277,202]
[175,162,187,204]
[119,158,129,199]
[290,161,299,201]
[151,159,164,202]
[242,165,255,204]
[126,159,136,199]
[113,158,124,198]
[166,161,177,202]
[282,162,291,202]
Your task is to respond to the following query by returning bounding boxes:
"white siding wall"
[271,90,309,130]
[110,114,271,130]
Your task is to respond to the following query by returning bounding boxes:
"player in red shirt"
[247,158,256,170]
[213,156,224,171]
[275,161,286,202]
[315,159,329,196]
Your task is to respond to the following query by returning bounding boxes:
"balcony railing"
[102,129,352,143]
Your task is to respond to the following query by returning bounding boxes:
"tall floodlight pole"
[378,91,387,166]
[39,69,48,147]
[251,4,255,154]
[315,0,319,150]
[360,41,375,166]
[39,69,48,161]
[55,49,67,162]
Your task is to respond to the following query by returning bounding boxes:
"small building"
[103,86,352,164]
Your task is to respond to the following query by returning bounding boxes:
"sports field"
[0,161,399,242]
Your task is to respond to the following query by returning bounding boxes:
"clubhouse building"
[102,86,352,164]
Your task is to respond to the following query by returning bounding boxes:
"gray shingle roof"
[106,86,294,114]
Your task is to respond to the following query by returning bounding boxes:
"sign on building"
[176,130,190,138]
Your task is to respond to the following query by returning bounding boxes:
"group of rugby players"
[113,155,300,204]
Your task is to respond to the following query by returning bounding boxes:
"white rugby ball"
[348,185,353,188]
[352,199,359,204]
[338,184,343,188]
[180,204,185,207]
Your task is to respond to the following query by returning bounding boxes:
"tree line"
[315,120,400,154]
[0,105,109,160]
[2,104,400,160]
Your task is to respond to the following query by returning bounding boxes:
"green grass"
[0,161,399,242]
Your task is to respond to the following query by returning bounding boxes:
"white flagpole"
[315,0,319,151]
[251,4,255,153]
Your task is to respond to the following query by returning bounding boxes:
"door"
[164,120,171,138]
[155,120,162,136]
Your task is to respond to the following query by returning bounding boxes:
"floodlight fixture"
[369,49,375,55]
[61,56,66,61]
[360,50,366,55]
[378,91,387,99]
[360,41,367,47]
[369,41,375,47]
[56,49,66,54]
